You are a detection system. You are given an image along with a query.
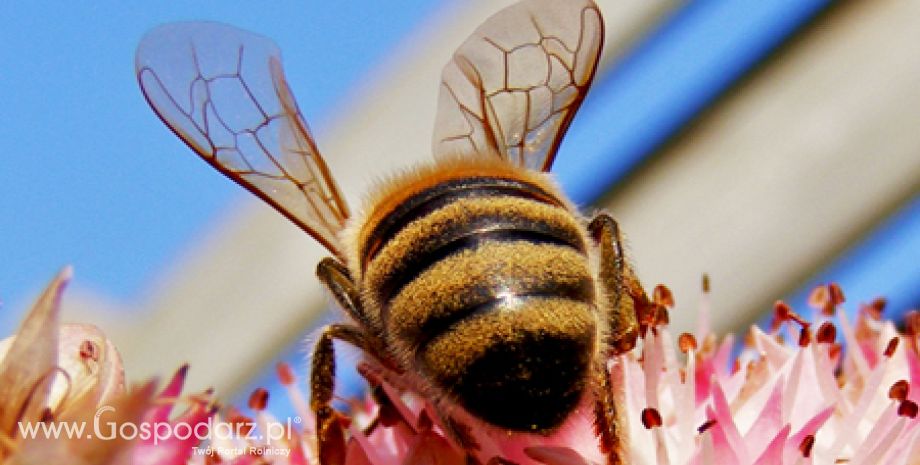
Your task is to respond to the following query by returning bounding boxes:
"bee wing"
[136,22,350,256]
[432,0,604,172]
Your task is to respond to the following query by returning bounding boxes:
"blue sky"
[0,1,443,326]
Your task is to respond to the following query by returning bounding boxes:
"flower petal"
[52,323,126,417]
[0,268,69,436]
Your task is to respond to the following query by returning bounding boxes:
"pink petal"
[809,341,844,412]
[711,381,750,463]
[145,365,190,423]
[705,406,741,465]
[907,344,920,405]
[345,439,375,465]
[524,446,592,465]
[837,310,871,377]
[403,430,465,465]
[751,424,790,465]
[784,406,833,464]
[750,326,792,370]
[852,417,908,465]
[744,376,784,458]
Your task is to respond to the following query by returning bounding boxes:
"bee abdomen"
[396,242,597,431]
[420,295,596,432]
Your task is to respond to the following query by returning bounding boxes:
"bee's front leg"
[588,213,649,465]
[310,324,368,465]
[588,213,649,354]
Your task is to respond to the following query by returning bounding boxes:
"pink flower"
[0,269,215,465]
[213,282,919,465]
[4,271,917,465]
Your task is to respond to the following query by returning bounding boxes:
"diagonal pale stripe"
[599,0,920,336]
[64,0,683,395]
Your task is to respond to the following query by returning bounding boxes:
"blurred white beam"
[600,0,920,335]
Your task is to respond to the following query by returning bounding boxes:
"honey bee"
[136,1,653,463]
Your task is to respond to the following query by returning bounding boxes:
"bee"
[136,0,653,463]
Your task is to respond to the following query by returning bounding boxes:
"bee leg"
[430,407,480,457]
[311,324,368,465]
[594,360,628,465]
[588,213,651,354]
[316,257,377,333]
[590,214,646,465]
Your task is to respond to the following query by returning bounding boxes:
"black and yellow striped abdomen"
[355,165,598,432]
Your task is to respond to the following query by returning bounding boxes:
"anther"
[771,301,792,331]
[697,419,716,434]
[799,434,815,458]
[653,285,674,309]
[276,362,295,386]
[865,297,886,320]
[888,380,909,402]
[816,322,836,344]
[641,408,662,429]
[678,333,698,353]
[828,283,845,305]
[884,337,900,358]
[248,388,269,411]
[898,400,918,419]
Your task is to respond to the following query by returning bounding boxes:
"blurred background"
[1,0,918,416]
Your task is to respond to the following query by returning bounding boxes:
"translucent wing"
[136,22,349,256]
[432,0,604,172]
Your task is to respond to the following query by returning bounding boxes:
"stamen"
[799,326,812,347]
[888,380,909,402]
[829,283,846,306]
[816,322,837,344]
[898,400,918,419]
[656,308,670,326]
[809,283,844,316]
[884,337,899,358]
[864,297,886,320]
[653,285,674,309]
[678,333,698,353]
[799,434,815,458]
[828,343,842,361]
[641,407,662,429]
[276,362,295,386]
[771,301,793,332]
[905,310,920,337]
[697,419,716,434]
[248,388,269,411]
